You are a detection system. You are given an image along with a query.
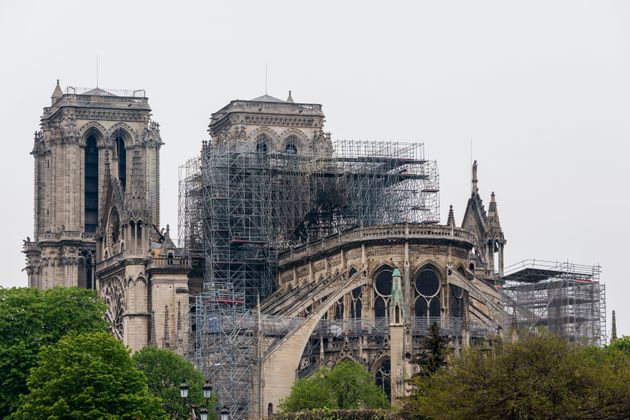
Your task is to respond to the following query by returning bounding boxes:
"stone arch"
[107,122,137,144]
[261,266,369,413]
[413,259,446,279]
[79,122,108,147]
[371,356,392,400]
[251,127,280,149]
[279,128,309,154]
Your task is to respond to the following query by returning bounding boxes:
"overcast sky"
[1,1,628,336]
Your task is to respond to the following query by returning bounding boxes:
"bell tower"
[23,81,162,290]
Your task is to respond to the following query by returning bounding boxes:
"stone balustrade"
[279,223,476,266]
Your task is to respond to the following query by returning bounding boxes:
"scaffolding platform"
[501,259,606,346]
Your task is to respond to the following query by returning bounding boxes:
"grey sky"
[1,1,628,336]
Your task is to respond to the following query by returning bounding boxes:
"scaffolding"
[501,260,606,346]
[177,157,203,258]
[179,139,440,418]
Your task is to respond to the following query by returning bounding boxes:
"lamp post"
[219,406,230,420]
[180,380,213,420]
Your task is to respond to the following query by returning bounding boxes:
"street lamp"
[179,383,189,399]
[199,407,209,420]
[179,380,213,419]
[220,405,230,420]
[203,380,213,399]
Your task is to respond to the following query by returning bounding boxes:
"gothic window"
[100,278,125,340]
[414,265,442,320]
[373,266,393,319]
[450,284,465,318]
[334,297,344,320]
[84,133,99,233]
[350,286,362,319]
[256,134,270,154]
[113,129,127,191]
[284,135,299,155]
[374,358,391,400]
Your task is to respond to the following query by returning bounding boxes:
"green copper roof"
[392,268,402,277]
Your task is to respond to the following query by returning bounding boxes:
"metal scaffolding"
[500,260,606,346]
[179,139,440,418]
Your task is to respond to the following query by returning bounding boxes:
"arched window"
[350,286,362,319]
[414,266,442,321]
[373,267,393,319]
[450,284,465,318]
[256,134,270,154]
[84,133,99,233]
[334,297,344,320]
[284,135,299,155]
[374,358,391,401]
[113,130,127,190]
[268,403,273,417]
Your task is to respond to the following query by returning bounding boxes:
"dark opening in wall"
[84,134,99,233]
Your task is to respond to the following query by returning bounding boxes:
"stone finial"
[487,192,501,227]
[447,205,455,227]
[287,90,294,103]
[472,160,478,195]
[611,310,617,341]
[389,268,404,325]
[51,79,63,104]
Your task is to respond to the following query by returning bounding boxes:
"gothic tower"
[23,81,162,289]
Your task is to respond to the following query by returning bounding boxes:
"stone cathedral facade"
[24,82,507,417]
[23,81,189,353]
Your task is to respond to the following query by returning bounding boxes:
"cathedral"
[24,81,507,418]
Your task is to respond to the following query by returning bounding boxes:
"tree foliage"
[281,360,389,413]
[10,332,165,419]
[407,331,630,420]
[0,287,109,416]
[608,335,630,354]
[133,346,216,419]
[401,322,450,419]
[411,322,449,377]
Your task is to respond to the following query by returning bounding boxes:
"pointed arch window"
[113,129,127,191]
[84,133,99,233]
[284,135,299,155]
[373,267,393,319]
[414,266,442,321]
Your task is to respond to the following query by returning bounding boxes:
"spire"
[51,79,63,104]
[487,192,501,227]
[287,90,294,103]
[128,148,147,218]
[447,205,455,227]
[389,267,404,325]
[611,310,617,341]
[472,160,478,195]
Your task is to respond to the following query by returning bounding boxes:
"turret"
[51,79,63,105]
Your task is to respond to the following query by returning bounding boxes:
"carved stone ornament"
[100,277,125,340]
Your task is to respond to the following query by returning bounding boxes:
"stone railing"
[95,251,125,271]
[279,224,477,266]
[147,256,191,269]
[37,231,95,241]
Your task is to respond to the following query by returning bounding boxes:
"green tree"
[608,335,630,354]
[0,287,109,416]
[401,322,450,419]
[411,322,449,377]
[10,332,165,419]
[133,346,217,419]
[409,331,630,420]
[280,360,389,413]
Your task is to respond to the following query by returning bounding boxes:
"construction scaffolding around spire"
[178,139,440,418]
[500,259,606,346]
